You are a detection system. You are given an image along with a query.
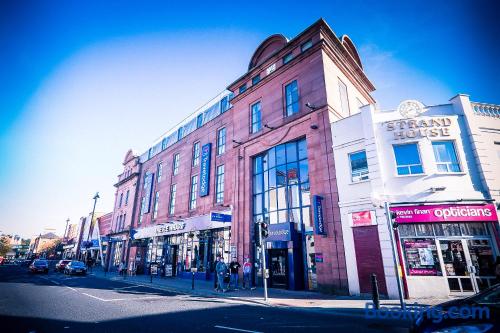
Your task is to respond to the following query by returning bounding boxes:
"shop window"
[398,224,416,237]
[402,238,442,276]
[217,127,226,155]
[192,142,200,167]
[393,143,424,175]
[284,80,299,117]
[432,141,461,173]
[434,223,461,237]
[460,223,487,236]
[251,101,262,134]
[349,150,369,182]
[173,153,180,175]
[338,78,350,115]
[415,224,434,236]
[276,144,286,166]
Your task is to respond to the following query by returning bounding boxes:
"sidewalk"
[90,267,456,316]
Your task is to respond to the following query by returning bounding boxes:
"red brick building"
[123,19,375,292]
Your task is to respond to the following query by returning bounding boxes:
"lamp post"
[86,192,100,263]
[64,218,70,242]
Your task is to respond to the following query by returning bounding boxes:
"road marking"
[81,293,108,301]
[113,285,137,290]
[214,325,263,333]
[65,286,77,292]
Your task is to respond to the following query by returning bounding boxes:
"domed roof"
[248,34,288,70]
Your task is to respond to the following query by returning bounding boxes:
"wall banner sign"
[315,253,324,263]
[267,223,293,242]
[350,210,375,227]
[199,143,212,197]
[390,204,498,223]
[313,195,326,235]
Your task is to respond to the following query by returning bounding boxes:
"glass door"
[439,240,474,294]
[467,239,497,291]
[269,249,288,288]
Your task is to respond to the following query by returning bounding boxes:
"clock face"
[397,100,426,118]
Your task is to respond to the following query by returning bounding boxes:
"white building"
[331,95,500,299]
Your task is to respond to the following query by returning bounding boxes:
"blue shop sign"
[199,143,212,197]
[267,223,293,242]
[211,212,231,222]
[313,195,326,235]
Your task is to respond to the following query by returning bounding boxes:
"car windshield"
[34,261,47,266]
[469,284,500,306]
[71,261,85,267]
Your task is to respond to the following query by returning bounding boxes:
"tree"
[0,236,12,257]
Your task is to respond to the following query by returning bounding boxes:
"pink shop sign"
[390,204,498,223]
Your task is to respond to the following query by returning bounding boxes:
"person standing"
[243,257,254,290]
[215,257,228,292]
[213,256,220,290]
[229,258,241,290]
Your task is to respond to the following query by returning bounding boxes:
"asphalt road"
[0,265,410,333]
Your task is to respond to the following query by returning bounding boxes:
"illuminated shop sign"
[199,143,212,197]
[385,117,452,140]
[390,204,498,223]
[267,223,293,242]
[155,222,186,235]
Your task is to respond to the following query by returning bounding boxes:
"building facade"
[126,18,376,292]
[331,97,500,299]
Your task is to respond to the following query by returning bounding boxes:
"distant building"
[28,232,60,258]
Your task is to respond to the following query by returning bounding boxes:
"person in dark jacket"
[215,257,228,292]
[229,258,241,290]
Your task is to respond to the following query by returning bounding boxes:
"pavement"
[0,264,412,333]
[89,266,454,315]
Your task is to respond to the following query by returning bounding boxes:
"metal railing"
[471,102,500,118]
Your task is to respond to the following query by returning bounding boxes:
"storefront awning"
[132,211,231,240]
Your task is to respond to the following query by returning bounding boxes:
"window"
[192,142,200,166]
[217,127,226,155]
[169,184,177,215]
[432,141,461,173]
[190,175,198,210]
[349,150,369,181]
[393,143,424,175]
[177,127,184,141]
[301,39,313,52]
[285,80,299,116]
[252,75,261,85]
[139,197,145,224]
[122,214,126,229]
[119,193,123,207]
[402,238,442,276]
[157,162,163,182]
[283,52,293,64]
[251,101,262,134]
[239,84,247,94]
[162,138,168,150]
[125,190,129,205]
[197,114,204,128]
[153,191,159,219]
[221,96,230,113]
[173,153,180,175]
[215,165,225,203]
[338,79,350,115]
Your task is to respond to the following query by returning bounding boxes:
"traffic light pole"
[258,222,268,302]
[384,201,405,310]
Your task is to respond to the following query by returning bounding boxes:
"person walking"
[243,257,255,290]
[215,256,228,292]
[229,258,241,290]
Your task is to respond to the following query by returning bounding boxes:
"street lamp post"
[64,218,70,242]
[86,192,100,263]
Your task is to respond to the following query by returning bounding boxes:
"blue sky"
[1,0,498,238]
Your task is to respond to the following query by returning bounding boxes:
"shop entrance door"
[164,245,178,277]
[269,249,288,289]
[467,239,497,291]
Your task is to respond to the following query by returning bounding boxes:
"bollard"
[371,273,380,310]
[192,271,195,290]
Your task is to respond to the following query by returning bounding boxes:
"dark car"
[29,259,49,274]
[412,283,499,333]
[64,261,87,275]
[55,260,71,272]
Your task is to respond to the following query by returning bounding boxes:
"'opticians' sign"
[390,204,498,223]
[199,143,212,197]
[385,117,452,140]
[313,195,326,235]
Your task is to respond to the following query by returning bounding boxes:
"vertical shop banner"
[313,195,326,235]
[199,143,212,197]
[143,172,154,213]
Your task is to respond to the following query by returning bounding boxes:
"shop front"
[131,211,231,280]
[391,203,500,298]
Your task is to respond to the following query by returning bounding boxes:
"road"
[0,265,410,333]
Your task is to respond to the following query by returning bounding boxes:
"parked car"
[55,260,71,272]
[411,283,499,333]
[29,259,49,274]
[64,261,87,275]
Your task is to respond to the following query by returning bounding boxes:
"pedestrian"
[243,257,255,290]
[213,256,220,290]
[215,256,228,292]
[118,261,125,276]
[495,256,500,284]
[229,258,241,290]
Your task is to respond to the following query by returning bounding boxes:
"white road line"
[65,286,77,292]
[113,285,137,290]
[81,293,108,301]
[49,280,60,285]
[214,325,263,333]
